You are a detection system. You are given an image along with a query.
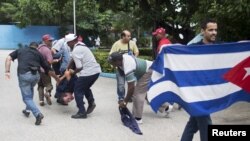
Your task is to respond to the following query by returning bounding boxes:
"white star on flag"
[243,67,250,80]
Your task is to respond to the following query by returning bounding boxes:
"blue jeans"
[18,71,41,117]
[181,116,212,141]
[116,68,125,101]
[74,73,99,114]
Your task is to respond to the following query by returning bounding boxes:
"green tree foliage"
[0,2,18,24]
[100,0,200,43]
[193,0,250,41]
[0,0,249,42]
[0,0,62,27]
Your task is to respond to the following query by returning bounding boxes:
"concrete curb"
[100,72,116,79]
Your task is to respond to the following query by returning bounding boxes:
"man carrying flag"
[148,18,250,141]
[180,19,218,141]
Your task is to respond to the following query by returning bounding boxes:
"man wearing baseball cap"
[152,27,174,117]
[152,27,172,54]
[64,33,101,119]
[37,34,58,106]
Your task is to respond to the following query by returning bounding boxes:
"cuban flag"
[147,42,250,116]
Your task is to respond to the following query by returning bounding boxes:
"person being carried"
[55,70,77,105]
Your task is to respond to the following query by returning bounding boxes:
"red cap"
[42,34,54,41]
[152,27,166,35]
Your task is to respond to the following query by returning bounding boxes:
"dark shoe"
[86,102,96,114]
[22,110,30,117]
[35,113,44,125]
[39,101,45,106]
[178,105,182,110]
[71,113,87,119]
[45,93,52,105]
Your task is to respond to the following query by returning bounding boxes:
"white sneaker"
[166,105,174,112]
[157,110,170,118]
[135,119,143,124]
[157,105,173,118]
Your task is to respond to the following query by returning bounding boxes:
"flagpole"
[73,0,76,34]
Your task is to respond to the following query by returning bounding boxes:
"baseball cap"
[152,27,166,35]
[42,34,54,41]
[108,52,123,63]
[65,33,78,43]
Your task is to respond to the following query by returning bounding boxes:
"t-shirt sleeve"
[123,55,137,82]
[72,47,83,69]
[9,50,18,60]
[109,42,117,54]
[52,39,64,51]
[123,55,136,75]
[44,48,53,62]
[39,53,52,72]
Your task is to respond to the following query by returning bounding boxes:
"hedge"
[93,51,115,73]
[139,48,153,56]
[93,49,153,73]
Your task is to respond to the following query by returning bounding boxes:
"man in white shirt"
[64,33,102,119]
[108,52,152,124]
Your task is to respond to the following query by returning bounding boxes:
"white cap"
[65,33,77,43]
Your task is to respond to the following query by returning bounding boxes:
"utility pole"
[73,0,76,34]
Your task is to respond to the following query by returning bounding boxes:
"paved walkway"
[0,50,249,141]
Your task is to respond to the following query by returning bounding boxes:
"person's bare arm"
[48,71,60,84]
[51,48,57,55]
[134,51,139,57]
[119,81,135,107]
[5,55,12,79]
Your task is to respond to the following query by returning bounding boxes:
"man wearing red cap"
[152,27,172,54]
[152,27,174,117]
[37,34,59,106]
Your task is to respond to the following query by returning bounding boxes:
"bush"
[93,51,115,73]
[139,55,153,61]
[137,37,151,48]
[139,48,153,56]
[93,50,153,73]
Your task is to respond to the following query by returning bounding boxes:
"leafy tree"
[0,2,18,24]
[99,0,200,44]
[1,0,249,43]
[193,0,250,41]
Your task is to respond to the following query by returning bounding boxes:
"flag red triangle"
[224,56,250,93]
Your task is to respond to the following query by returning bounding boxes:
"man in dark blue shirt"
[5,42,60,125]
[181,18,218,141]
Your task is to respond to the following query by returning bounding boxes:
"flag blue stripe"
[161,42,250,55]
[149,42,250,116]
[152,68,230,87]
[149,90,250,116]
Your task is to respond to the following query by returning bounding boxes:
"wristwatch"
[123,101,127,106]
